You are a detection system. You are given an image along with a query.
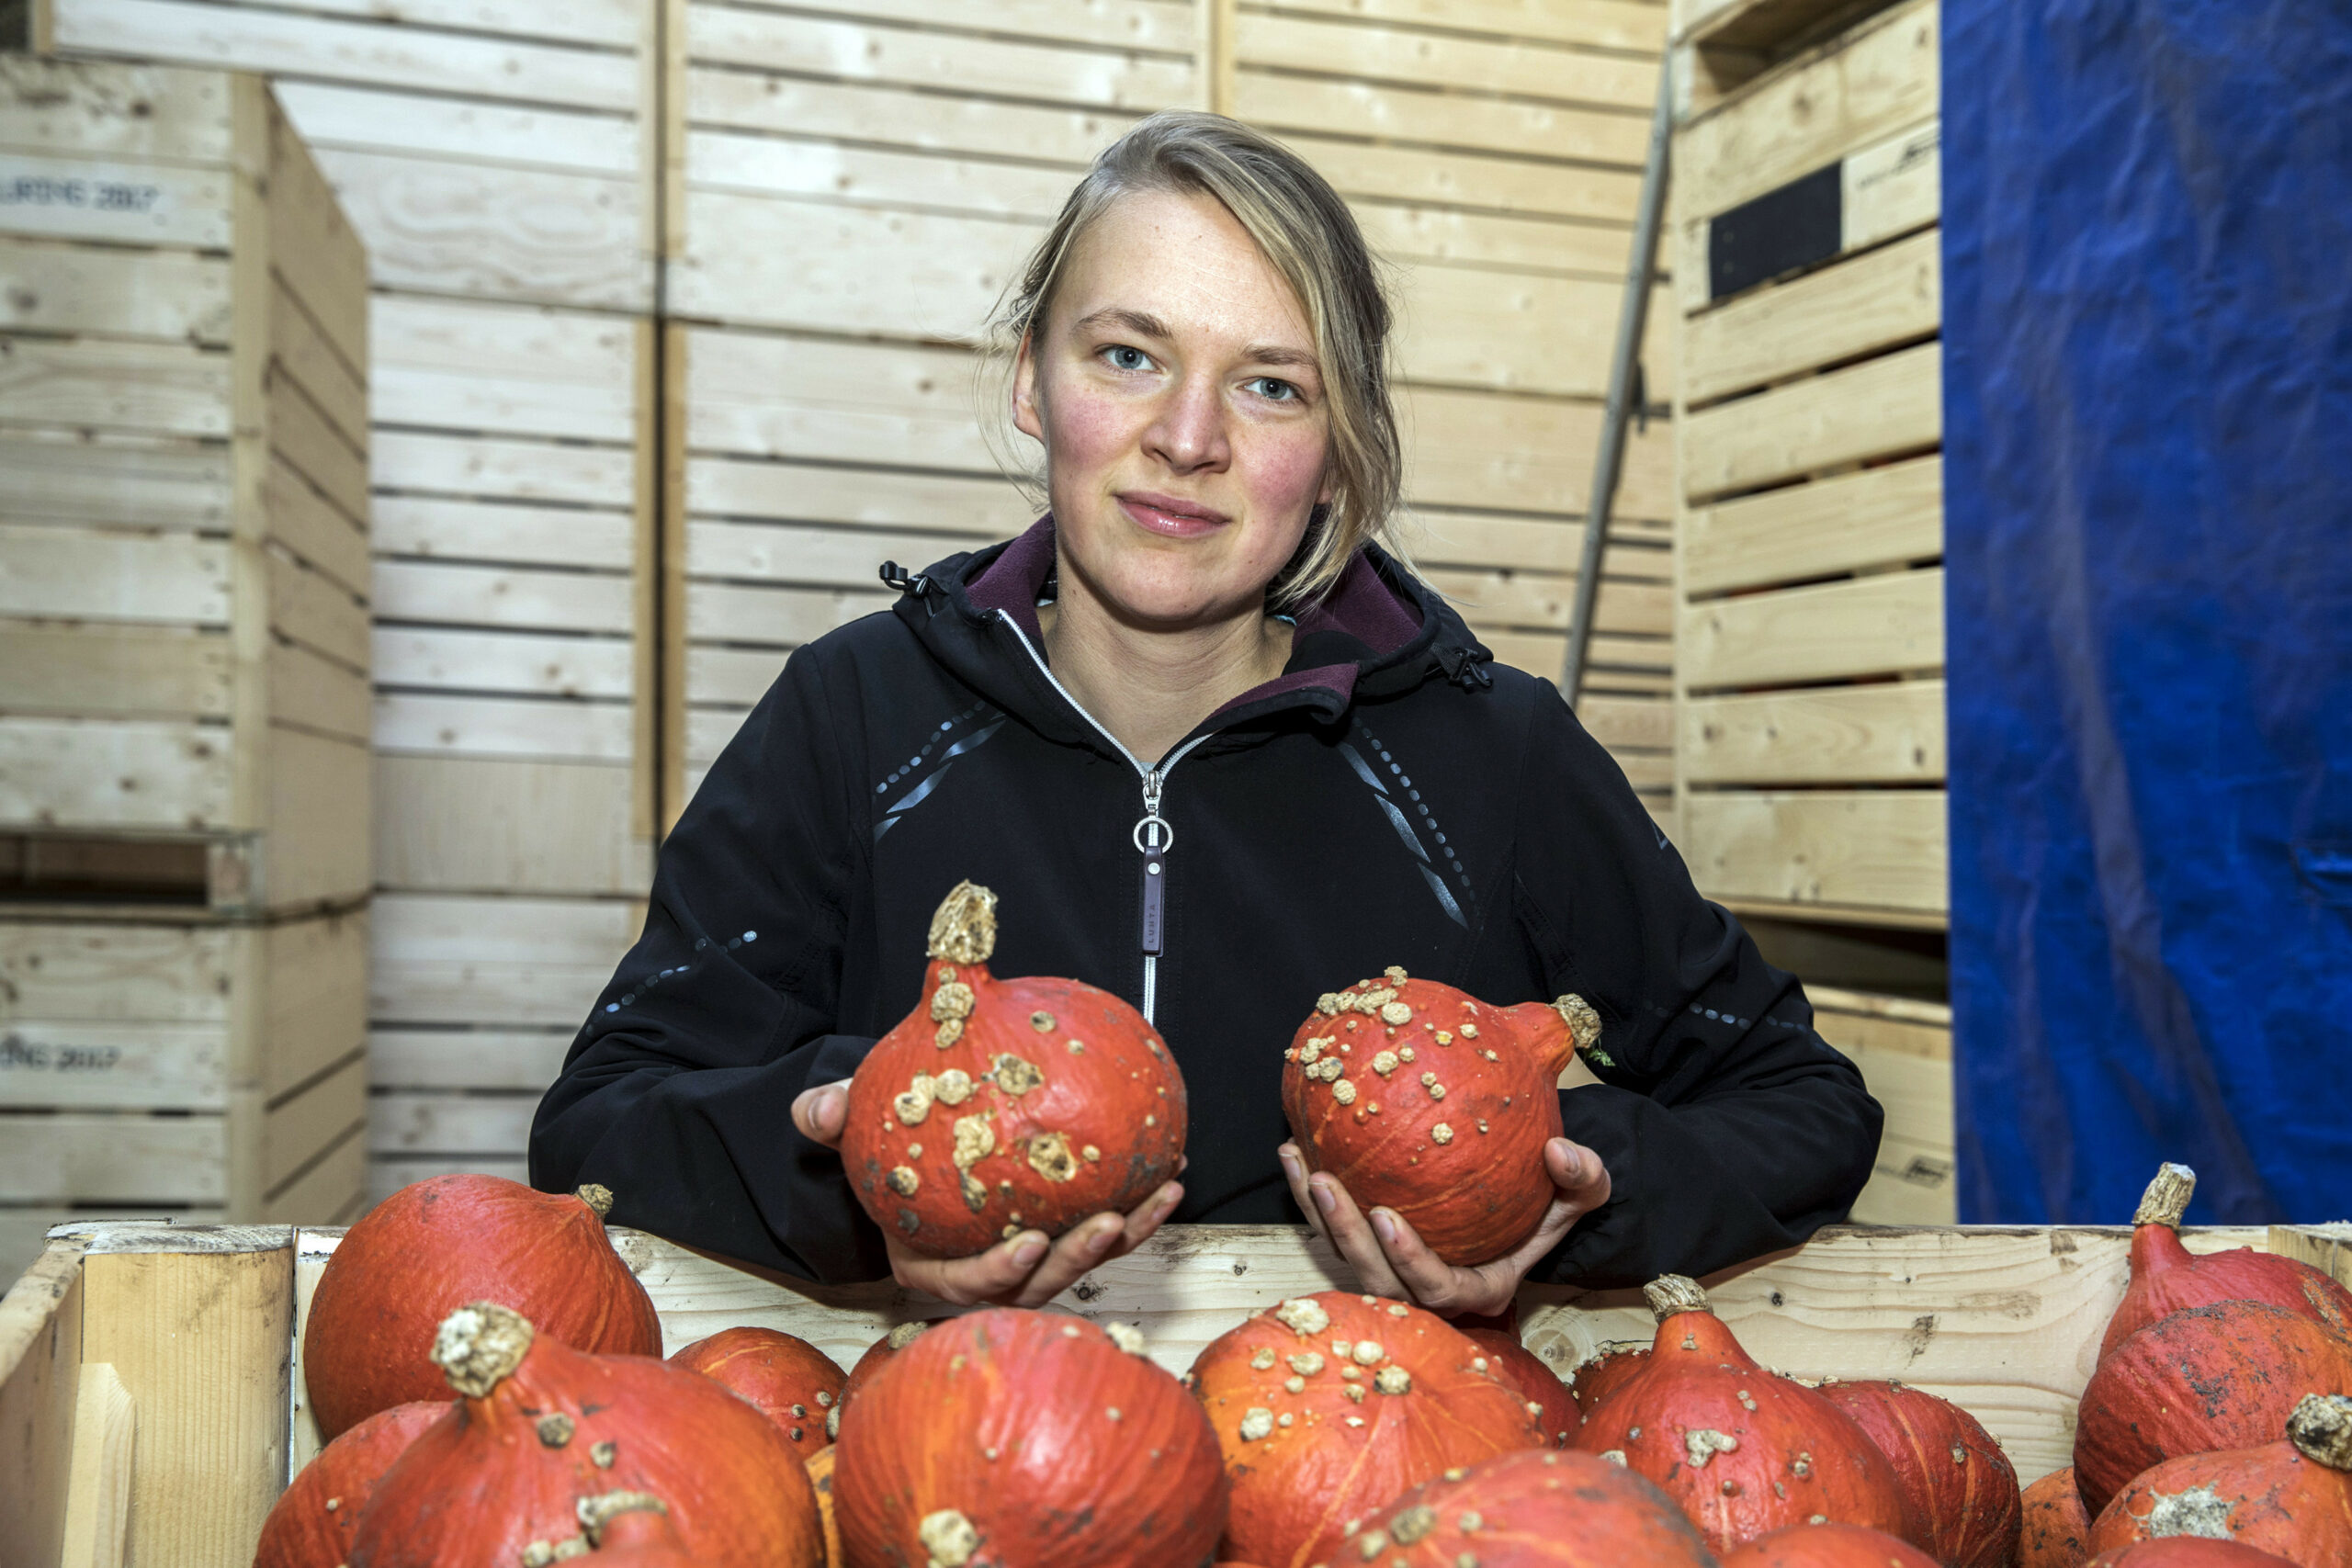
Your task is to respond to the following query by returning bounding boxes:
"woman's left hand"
[1278,1137,1611,1318]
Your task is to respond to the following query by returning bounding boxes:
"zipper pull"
[1136,768,1169,958]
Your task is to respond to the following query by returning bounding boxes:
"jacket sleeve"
[528,648,890,1285]
[1510,689,1885,1289]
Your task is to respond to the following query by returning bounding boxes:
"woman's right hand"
[792,1078,1183,1309]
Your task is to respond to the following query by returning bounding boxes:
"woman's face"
[1013,187,1334,629]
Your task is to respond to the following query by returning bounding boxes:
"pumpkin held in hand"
[1816,1379,2022,1568]
[1281,971,1599,1265]
[1329,1448,1716,1566]
[841,882,1187,1257]
[669,1326,845,1451]
[303,1175,662,1440]
[2087,1393,2352,1566]
[1188,1291,1543,1568]
[2100,1165,2352,1362]
[348,1302,821,1568]
[832,1308,1226,1568]
[1572,1276,1909,1554]
[2074,1301,2352,1513]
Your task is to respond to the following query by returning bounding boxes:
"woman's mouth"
[1117,491,1231,538]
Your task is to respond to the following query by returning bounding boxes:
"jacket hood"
[885,516,1494,751]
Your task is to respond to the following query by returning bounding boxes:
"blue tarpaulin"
[1943,2,2352,1223]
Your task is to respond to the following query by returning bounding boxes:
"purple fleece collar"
[965,516,1424,719]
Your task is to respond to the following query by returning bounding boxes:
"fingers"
[1363,1206,1472,1311]
[1011,1182,1183,1309]
[1546,1137,1612,1211]
[789,1078,853,1148]
[1277,1144,1327,1241]
[886,1183,1185,1309]
[1306,1172,1408,1298]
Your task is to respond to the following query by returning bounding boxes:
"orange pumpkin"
[1572,1276,1909,1554]
[348,1302,821,1567]
[1329,1448,1715,1566]
[1569,1342,1651,1417]
[1816,1379,2022,1567]
[669,1326,845,1451]
[2074,1301,2352,1513]
[1188,1290,1543,1568]
[304,1177,661,1439]
[1716,1522,1939,1567]
[1282,972,1595,1265]
[2086,1393,2351,1566]
[841,883,1186,1257]
[254,1400,448,1568]
[2101,1166,2352,1362]
[2020,1466,2093,1568]
[2084,1544,2299,1566]
[807,1446,841,1567]
[577,1492,698,1565]
[1461,1325,1579,1449]
[833,1308,1226,1568]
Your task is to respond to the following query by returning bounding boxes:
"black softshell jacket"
[531,519,1883,1288]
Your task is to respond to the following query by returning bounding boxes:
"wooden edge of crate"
[0,1235,87,1387]
[1807,986,1951,1027]
[1721,897,1951,932]
[1679,0,1933,129]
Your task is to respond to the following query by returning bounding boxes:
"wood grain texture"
[0,718,233,830]
[1681,567,1943,690]
[0,524,230,625]
[0,1237,85,1568]
[59,1359,136,1568]
[1683,227,1939,405]
[1238,8,1657,107]
[1272,0,1667,52]
[1682,788,1948,913]
[367,1027,572,1092]
[374,754,644,895]
[0,624,232,718]
[1683,454,1941,597]
[0,430,230,532]
[372,431,638,506]
[80,1243,291,1566]
[373,691,633,763]
[368,891,640,1028]
[373,496,637,571]
[372,626,635,699]
[0,237,231,343]
[1230,66,1648,165]
[1681,680,1945,784]
[685,68,1132,165]
[1680,340,1941,501]
[371,558,635,636]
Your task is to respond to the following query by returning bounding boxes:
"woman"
[531,112,1881,1316]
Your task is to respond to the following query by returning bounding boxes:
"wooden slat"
[368,1089,537,1161]
[0,1115,225,1202]
[267,637,371,744]
[262,99,370,377]
[79,1243,290,1562]
[0,524,229,624]
[1392,263,1657,398]
[266,546,369,670]
[1231,70,1648,166]
[0,336,229,438]
[1269,0,1667,52]
[312,151,650,311]
[51,0,644,111]
[1238,11,1657,108]
[686,128,1077,221]
[688,519,1015,591]
[262,910,369,1101]
[267,279,365,454]
[369,891,640,1027]
[372,692,634,762]
[0,624,232,718]
[372,431,638,506]
[0,151,232,249]
[685,329,996,470]
[684,8,1193,108]
[266,389,370,548]
[1680,340,1940,502]
[0,55,236,164]
[0,431,230,533]
[263,1055,367,1193]
[686,581,894,648]
[371,558,634,636]
[262,1121,366,1224]
[0,921,232,1022]
[1682,568,1942,690]
[1286,132,1644,225]
[273,80,642,176]
[369,295,641,445]
[1682,680,1945,784]
[0,1236,85,1568]
[263,455,368,598]
[368,1027,572,1092]
[373,496,636,570]
[1352,200,1635,278]
[1683,454,1940,597]
[1683,227,1939,405]
[1421,567,1673,637]
[1678,0,1937,222]
[264,0,646,51]
[263,728,371,907]
[1409,507,1671,575]
[0,1024,227,1109]
[0,718,232,830]
[0,237,231,343]
[780,0,1197,53]
[374,754,643,895]
[687,457,1032,536]
[685,68,1132,165]
[1683,788,1948,914]
[673,191,1037,339]
[1401,384,1676,518]
[372,626,636,700]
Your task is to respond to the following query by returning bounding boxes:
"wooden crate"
[1670,0,1946,927]
[8,1218,2351,1565]
[1810,986,1954,1224]
[665,0,1681,829]
[0,54,371,915]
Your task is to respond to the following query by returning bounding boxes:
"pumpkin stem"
[1554,994,1602,1056]
[927,881,998,966]
[2132,1163,2196,1227]
[578,1490,669,1545]
[2287,1393,2352,1470]
[576,1183,615,1218]
[1643,1274,1710,1321]
[431,1301,535,1397]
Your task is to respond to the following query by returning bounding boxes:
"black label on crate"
[0,172,165,214]
[1710,163,1843,302]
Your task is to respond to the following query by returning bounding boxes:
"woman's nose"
[1141,373,1231,475]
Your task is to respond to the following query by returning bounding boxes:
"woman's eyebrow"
[1072,306,1172,340]
[1245,344,1320,371]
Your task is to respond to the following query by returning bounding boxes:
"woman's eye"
[1103,345,1153,372]
[1248,377,1299,402]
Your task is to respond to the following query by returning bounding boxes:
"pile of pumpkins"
[255,886,2352,1568]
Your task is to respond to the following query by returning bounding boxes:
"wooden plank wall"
[40,0,662,1201]
[1670,0,1945,925]
[668,0,1679,826]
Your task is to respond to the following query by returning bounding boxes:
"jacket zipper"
[995,610,1211,1024]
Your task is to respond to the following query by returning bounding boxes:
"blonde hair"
[987,110,1408,606]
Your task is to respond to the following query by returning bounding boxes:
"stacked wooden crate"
[0,56,372,1269]
[668,0,1679,826]
[1668,0,1944,924]
[38,0,663,1200]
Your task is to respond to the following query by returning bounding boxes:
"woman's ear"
[1012,330,1046,445]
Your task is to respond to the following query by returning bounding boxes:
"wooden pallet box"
[1811,986,1954,1224]
[0,54,371,916]
[6,1217,2349,1563]
[1670,0,1947,929]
